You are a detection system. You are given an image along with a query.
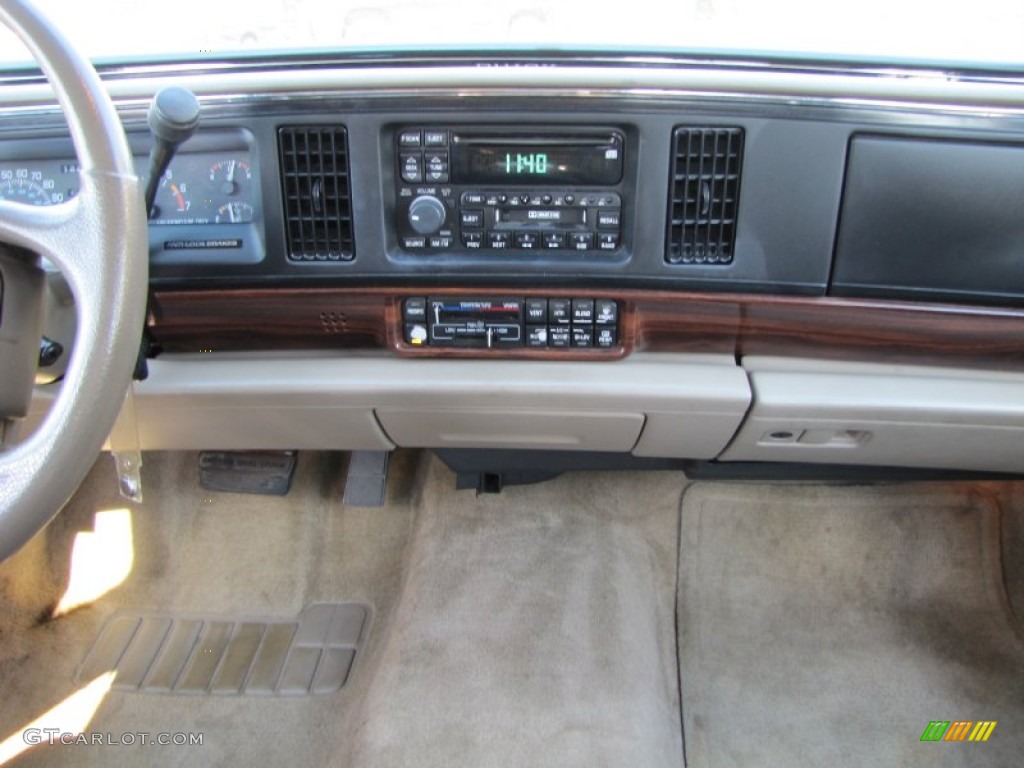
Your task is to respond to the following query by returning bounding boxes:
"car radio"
[394,127,625,255]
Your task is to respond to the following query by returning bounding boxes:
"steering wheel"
[0,0,147,562]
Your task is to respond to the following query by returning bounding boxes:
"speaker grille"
[666,127,744,265]
[279,126,354,262]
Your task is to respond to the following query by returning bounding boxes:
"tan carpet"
[342,458,687,768]
[0,451,687,767]
[0,450,420,767]
[678,481,1024,767]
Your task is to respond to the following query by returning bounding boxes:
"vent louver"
[279,126,354,262]
[666,127,744,265]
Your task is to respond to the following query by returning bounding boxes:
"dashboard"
[6,54,1024,474]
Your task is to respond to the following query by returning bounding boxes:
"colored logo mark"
[920,721,997,742]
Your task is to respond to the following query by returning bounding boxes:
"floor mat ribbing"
[79,603,368,696]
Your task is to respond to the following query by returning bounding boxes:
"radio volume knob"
[407,195,447,235]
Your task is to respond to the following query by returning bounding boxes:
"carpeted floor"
[4,453,1024,767]
[0,450,421,767]
[343,457,686,767]
[678,481,1024,767]
[0,451,687,767]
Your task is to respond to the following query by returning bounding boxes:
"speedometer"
[0,177,52,205]
[0,163,75,205]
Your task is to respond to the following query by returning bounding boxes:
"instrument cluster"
[0,150,254,225]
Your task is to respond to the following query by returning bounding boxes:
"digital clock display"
[451,132,624,185]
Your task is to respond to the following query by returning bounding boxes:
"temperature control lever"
[144,86,200,217]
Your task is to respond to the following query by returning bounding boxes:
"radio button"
[424,130,448,147]
[526,326,549,347]
[488,232,511,249]
[570,232,594,251]
[598,233,619,251]
[519,194,531,205]
[572,299,595,324]
[404,297,427,322]
[597,210,621,229]
[462,192,485,205]
[543,233,566,249]
[425,151,449,183]
[461,210,484,228]
[572,326,594,348]
[402,236,427,249]
[596,327,618,348]
[525,299,548,323]
[400,152,423,183]
[549,326,571,348]
[564,194,575,205]
[549,299,571,325]
[514,232,540,249]
[398,131,422,148]
[429,236,453,249]
[461,232,483,249]
[497,194,508,204]
[595,300,618,326]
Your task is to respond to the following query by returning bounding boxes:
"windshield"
[0,0,1022,70]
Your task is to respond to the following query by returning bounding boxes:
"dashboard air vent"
[666,127,744,265]
[278,126,354,262]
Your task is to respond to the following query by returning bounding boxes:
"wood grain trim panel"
[149,287,1024,369]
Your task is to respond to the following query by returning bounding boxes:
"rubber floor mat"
[79,602,368,696]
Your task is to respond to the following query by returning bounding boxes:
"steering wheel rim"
[0,0,148,561]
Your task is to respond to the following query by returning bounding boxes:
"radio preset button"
[462,232,483,248]
[400,152,423,183]
[541,194,553,204]
[549,299,571,324]
[461,210,484,228]
[598,210,621,229]
[514,232,540,249]
[564,194,575,204]
[497,194,508,204]
[525,299,548,323]
[570,233,594,251]
[423,130,448,146]
[398,131,422,148]
[543,233,566,249]
[488,232,511,249]
[598,233,619,251]
[572,299,595,324]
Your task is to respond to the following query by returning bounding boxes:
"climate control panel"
[402,296,619,350]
